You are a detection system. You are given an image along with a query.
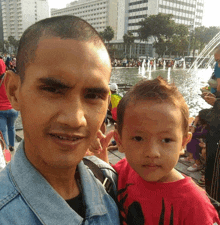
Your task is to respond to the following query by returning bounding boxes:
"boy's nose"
[144,144,160,158]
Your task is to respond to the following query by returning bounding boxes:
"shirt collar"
[9,141,107,224]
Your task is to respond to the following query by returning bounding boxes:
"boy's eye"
[162,138,172,143]
[133,136,143,142]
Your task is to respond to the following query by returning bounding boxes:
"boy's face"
[117,100,190,183]
[8,37,111,169]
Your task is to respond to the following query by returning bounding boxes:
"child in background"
[180,109,209,172]
[92,77,220,224]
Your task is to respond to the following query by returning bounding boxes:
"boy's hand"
[88,130,114,164]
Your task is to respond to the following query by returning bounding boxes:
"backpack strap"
[0,73,5,87]
[83,158,115,200]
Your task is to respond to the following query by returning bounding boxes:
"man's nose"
[57,98,87,128]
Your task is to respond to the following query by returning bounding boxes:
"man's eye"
[41,86,62,94]
[133,136,143,142]
[85,93,101,99]
[162,138,172,143]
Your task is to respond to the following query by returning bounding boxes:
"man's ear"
[114,129,125,153]
[180,132,192,155]
[5,70,21,111]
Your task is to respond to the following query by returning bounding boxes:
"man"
[200,92,220,203]
[211,45,220,97]
[0,16,120,224]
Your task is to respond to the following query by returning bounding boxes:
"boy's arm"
[88,130,114,164]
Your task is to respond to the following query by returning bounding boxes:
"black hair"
[16,15,107,82]
[117,77,189,137]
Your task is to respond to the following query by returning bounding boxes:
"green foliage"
[138,13,176,42]
[102,26,114,43]
[138,13,183,57]
[123,31,135,45]
[99,31,105,42]
[7,36,19,54]
[123,31,135,57]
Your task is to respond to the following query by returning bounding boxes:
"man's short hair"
[213,44,220,55]
[117,77,189,137]
[16,15,107,82]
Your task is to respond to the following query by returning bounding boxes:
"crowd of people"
[111,58,187,68]
[0,15,219,224]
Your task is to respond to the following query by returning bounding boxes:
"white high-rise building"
[126,0,204,38]
[112,0,204,58]
[1,0,49,41]
[51,0,118,40]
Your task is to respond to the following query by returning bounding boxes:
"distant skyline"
[48,0,220,28]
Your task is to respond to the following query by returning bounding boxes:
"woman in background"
[0,56,18,153]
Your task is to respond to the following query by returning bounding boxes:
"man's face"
[15,37,111,169]
[215,52,220,67]
[117,101,189,183]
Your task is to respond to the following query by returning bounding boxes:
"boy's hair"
[117,77,189,137]
[16,15,107,82]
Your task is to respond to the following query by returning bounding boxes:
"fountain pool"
[111,67,212,117]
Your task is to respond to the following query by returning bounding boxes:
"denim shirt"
[0,141,120,225]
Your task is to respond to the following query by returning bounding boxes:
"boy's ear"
[180,132,192,155]
[114,129,125,153]
[5,70,21,111]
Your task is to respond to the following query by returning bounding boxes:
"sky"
[47,0,220,28]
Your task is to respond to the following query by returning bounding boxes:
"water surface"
[110,67,212,117]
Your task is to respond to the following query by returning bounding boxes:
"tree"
[8,36,19,54]
[167,24,189,57]
[123,31,135,58]
[99,31,105,42]
[3,40,9,53]
[102,26,114,48]
[138,13,176,57]
[138,13,176,41]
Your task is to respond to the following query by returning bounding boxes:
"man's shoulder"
[83,156,117,181]
[0,166,19,209]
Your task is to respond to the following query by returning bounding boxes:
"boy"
[93,77,220,224]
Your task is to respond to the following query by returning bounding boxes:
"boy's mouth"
[142,164,160,168]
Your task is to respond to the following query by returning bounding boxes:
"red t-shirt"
[113,158,220,225]
[0,59,11,111]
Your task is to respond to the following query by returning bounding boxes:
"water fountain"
[173,60,176,69]
[163,60,166,70]
[167,67,171,82]
[188,30,220,72]
[153,60,156,70]
[141,59,146,76]
[147,59,150,72]
[148,65,152,79]
[138,66,141,74]
[183,60,186,70]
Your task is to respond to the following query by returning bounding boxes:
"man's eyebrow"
[86,87,109,94]
[38,77,71,89]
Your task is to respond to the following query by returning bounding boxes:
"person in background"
[0,131,6,172]
[201,92,220,202]
[0,56,18,154]
[108,83,122,123]
[180,109,209,172]
[211,45,220,97]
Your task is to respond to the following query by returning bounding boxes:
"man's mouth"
[50,133,84,142]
